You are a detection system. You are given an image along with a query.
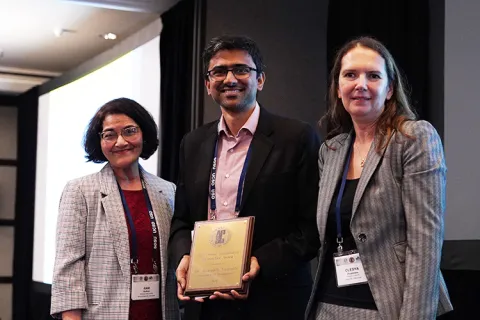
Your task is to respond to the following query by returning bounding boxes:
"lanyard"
[209,136,252,220]
[118,175,159,274]
[335,140,354,253]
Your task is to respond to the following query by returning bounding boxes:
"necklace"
[354,145,368,168]
[354,138,372,168]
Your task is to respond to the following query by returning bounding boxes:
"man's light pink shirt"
[208,103,260,220]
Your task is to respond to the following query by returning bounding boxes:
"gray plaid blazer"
[305,121,453,320]
[51,164,179,320]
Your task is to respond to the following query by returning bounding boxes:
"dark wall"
[203,0,328,133]
[428,0,445,138]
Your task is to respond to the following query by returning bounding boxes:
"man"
[168,35,320,320]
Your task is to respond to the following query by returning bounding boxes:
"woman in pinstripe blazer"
[51,98,179,320]
[305,37,453,319]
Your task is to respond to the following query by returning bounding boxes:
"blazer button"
[358,233,367,242]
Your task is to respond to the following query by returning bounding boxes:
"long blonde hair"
[320,36,417,151]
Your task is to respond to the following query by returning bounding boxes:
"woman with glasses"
[51,98,179,320]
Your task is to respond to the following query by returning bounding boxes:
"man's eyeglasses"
[206,65,258,81]
[99,126,140,142]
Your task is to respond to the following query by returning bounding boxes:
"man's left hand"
[209,256,260,300]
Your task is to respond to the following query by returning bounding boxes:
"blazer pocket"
[393,241,407,263]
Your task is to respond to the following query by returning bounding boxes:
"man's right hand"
[176,255,206,302]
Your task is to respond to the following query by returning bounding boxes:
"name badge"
[333,250,368,287]
[131,274,160,300]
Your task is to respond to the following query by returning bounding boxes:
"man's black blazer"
[168,107,320,320]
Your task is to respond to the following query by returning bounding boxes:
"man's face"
[205,49,265,113]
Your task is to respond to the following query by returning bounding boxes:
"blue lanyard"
[118,175,159,274]
[209,136,252,220]
[335,140,355,245]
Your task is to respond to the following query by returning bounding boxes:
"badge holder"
[333,238,368,287]
[131,259,160,301]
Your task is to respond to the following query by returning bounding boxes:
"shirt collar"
[218,102,260,137]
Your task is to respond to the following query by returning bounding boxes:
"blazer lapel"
[240,108,273,212]
[195,124,218,219]
[141,170,172,313]
[352,131,394,218]
[141,169,172,260]
[317,134,352,243]
[99,164,131,278]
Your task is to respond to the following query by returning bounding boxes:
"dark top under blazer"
[169,107,320,319]
[305,121,453,320]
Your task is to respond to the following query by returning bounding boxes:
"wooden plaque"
[184,216,255,297]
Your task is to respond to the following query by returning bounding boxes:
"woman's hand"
[62,310,81,320]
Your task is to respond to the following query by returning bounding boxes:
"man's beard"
[220,100,252,113]
[215,87,256,113]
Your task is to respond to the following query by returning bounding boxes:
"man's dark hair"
[83,97,159,163]
[202,35,265,79]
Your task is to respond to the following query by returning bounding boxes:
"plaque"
[184,216,255,297]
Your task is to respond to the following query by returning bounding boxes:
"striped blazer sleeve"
[51,180,88,317]
[399,121,446,319]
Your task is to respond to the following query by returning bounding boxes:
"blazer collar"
[193,123,218,219]
[99,163,155,194]
[99,163,117,195]
[317,133,352,241]
[353,131,395,216]
[240,107,274,210]
[98,164,131,277]
[352,135,382,217]
[324,130,393,220]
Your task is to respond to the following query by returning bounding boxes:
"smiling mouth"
[352,97,371,100]
[221,88,244,93]
[114,149,133,154]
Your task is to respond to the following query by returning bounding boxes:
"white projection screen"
[33,36,160,284]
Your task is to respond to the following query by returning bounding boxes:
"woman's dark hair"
[83,97,159,163]
[202,35,265,79]
[321,36,417,152]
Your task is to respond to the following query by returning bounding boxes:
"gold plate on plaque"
[184,216,255,297]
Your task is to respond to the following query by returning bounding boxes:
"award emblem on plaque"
[210,227,232,247]
[184,216,255,297]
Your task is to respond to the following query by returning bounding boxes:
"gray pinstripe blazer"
[305,121,453,320]
[51,164,179,320]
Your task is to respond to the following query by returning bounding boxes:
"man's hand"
[176,255,205,302]
[210,256,260,300]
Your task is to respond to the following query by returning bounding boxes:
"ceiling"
[0,0,176,95]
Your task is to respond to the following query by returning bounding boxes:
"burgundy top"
[123,190,161,320]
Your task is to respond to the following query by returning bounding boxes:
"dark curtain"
[160,0,205,182]
[0,94,17,106]
[327,0,430,120]
[12,86,39,320]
